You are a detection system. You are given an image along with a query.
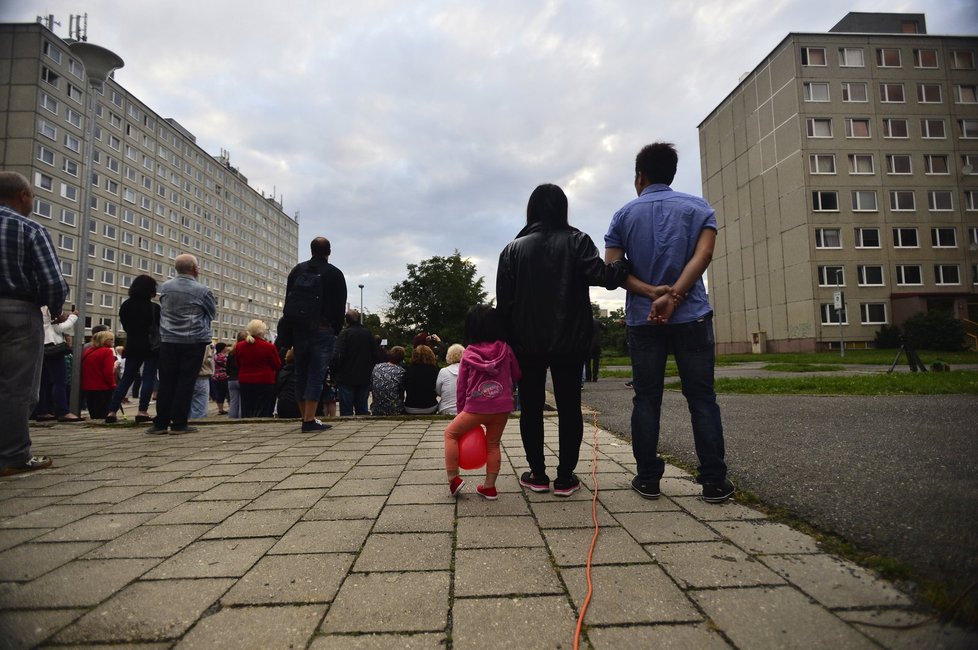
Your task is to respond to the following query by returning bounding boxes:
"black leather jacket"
[496,222,630,356]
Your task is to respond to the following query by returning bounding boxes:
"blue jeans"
[108,355,158,413]
[628,314,727,485]
[189,377,210,419]
[338,384,369,416]
[293,324,335,402]
[38,353,70,417]
[0,299,43,466]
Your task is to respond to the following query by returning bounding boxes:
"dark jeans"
[0,299,43,466]
[239,382,276,417]
[585,351,601,382]
[85,390,113,419]
[628,315,726,485]
[153,342,207,430]
[109,355,158,413]
[38,354,70,417]
[516,352,586,481]
[293,324,335,402]
[338,384,370,416]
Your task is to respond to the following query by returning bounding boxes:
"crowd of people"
[2,142,734,506]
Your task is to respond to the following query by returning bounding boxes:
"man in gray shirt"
[147,254,216,434]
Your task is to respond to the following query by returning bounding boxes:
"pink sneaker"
[449,476,465,497]
[476,485,498,500]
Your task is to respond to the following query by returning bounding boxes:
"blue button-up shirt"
[605,184,716,326]
[158,273,216,343]
[0,204,67,314]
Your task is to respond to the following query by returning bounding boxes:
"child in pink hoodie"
[445,305,521,500]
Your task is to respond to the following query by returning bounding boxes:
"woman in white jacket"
[435,344,465,416]
[36,306,82,422]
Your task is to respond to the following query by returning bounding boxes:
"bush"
[874,324,902,349]
[901,311,967,352]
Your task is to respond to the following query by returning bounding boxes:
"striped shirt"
[0,204,68,315]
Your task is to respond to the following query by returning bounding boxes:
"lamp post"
[833,268,845,358]
[66,41,124,416]
[358,284,364,316]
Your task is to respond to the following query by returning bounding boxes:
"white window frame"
[928,190,953,211]
[841,82,868,102]
[879,83,905,103]
[857,265,885,287]
[955,85,978,104]
[817,265,845,286]
[803,82,830,102]
[877,48,902,68]
[935,265,960,285]
[889,191,915,211]
[848,154,874,175]
[917,83,942,103]
[845,118,871,138]
[854,227,880,249]
[913,48,939,69]
[860,303,888,325]
[839,47,865,67]
[820,304,848,325]
[950,50,976,70]
[931,227,957,248]
[815,228,842,249]
[851,190,878,212]
[920,119,946,139]
[893,227,919,248]
[896,265,923,286]
[959,119,978,138]
[809,154,836,174]
[885,154,912,175]
[882,119,909,139]
[812,191,839,212]
[806,118,833,138]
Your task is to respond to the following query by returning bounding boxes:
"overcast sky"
[4,1,976,317]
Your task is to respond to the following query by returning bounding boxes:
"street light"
[66,41,124,416]
[833,268,845,358]
[358,284,364,316]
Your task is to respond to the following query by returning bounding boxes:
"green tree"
[385,251,487,345]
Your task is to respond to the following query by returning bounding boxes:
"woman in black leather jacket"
[496,183,645,496]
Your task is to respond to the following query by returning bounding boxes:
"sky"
[4,1,977,317]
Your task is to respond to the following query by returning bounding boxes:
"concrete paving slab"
[563,564,701,625]
[147,499,249,525]
[303,495,387,521]
[245,488,327,510]
[597,489,684,513]
[0,527,49,553]
[840,609,978,649]
[201,508,305,539]
[221,553,354,605]
[34,512,156,542]
[344,464,403,479]
[0,541,99,580]
[321,571,449,633]
[651,541,786,589]
[528,499,617,528]
[615,511,720,543]
[455,493,531,516]
[144,537,276,579]
[354,532,452,571]
[0,557,158,608]
[101,491,194,513]
[761,553,912,608]
[454,547,563,597]
[309,632,446,649]
[542,526,651,566]
[457,515,544,549]
[387,484,450,505]
[268,520,372,554]
[84,523,210,559]
[174,603,325,649]
[191,481,273,501]
[373,504,454,533]
[0,608,83,650]
[710,519,823,554]
[327,477,397,497]
[673,494,769,520]
[451,596,575,650]
[0,503,103,529]
[587,623,731,649]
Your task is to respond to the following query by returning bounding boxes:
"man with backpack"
[283,237,347,432]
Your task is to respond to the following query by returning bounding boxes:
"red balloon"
[458,425,488,470]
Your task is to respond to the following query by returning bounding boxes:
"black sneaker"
[145,426,169,435]
[631,476,660,499]
[702,479,735,504]
[553,474,581,497]
[301,419,332,432]
[519,472,550,493]
[169,426,198,434]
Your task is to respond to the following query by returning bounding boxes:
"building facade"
[0,22,299,343]
[698,13,978,353]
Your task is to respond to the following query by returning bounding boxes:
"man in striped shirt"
[0,171,68,476]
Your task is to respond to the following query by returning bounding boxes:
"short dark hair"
[345,309,361,325]
[311,237,331,257]
[387,346,405,365]
[526,184,568,229]
[128,274,157,299]
[464,304,504,345]
[635,143,678,185]
[215,342,227,353]
[91,324,110,335]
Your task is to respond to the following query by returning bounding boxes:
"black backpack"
[283,263,323,323]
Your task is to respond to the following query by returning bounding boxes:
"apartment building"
[0,22,299,343]
[698,13,978,352]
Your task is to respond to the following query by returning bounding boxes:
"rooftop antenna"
[36,15,61,32]
[69,14,88,41]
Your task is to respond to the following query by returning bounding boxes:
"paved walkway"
[1,417,975,649]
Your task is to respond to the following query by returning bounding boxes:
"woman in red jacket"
[81,330,117,419]
[234,319,281,417]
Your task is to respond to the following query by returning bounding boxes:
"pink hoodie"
[456,340,521,414]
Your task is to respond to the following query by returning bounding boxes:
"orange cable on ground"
[573,412,602,650]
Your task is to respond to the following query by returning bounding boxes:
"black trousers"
[516,352,586,481]
[154,342,208,430]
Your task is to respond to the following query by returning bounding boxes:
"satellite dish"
[963,164,974,176]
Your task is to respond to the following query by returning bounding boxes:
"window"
[955,85,978,103]
[105,179,119,195]
[848,154,874,174]
[103,224,117,239]
[960,119,978,138]
[817,266,845,286]
[851,190,878,211]
[108,135,121,151]
[879,83,905,102]
[809,154,835,174]
[61,260,73,277]
[935,265,960,285]
[62,158,79,177]
[801,47,826,66]
[120,274,133,288]
[914,48,939,68]
[921,119,946,139]
[42,41,62,63]
[839,47,865,67]
[66,83,82,103]
[65,107,82,128]
[101,270,115,285]
[950,50,976,70]
[38,118,56,141]
[928,190,953,212]
[121,253,133,267]
[64,133,81,152]
[33,200,52,219]
[812,191,839,211]
[68,59,82,79]
[820,304,848,325]
[889,191,915,211]
[896,265,922,285]
[34,172,53,192]
[40,93,58,114]
[882,119,909,138]
[58,234,75,251]
[40,66,60,88]
[967,191,978,211]
[845,118,870,138]
[100,294,115,308]
[815,228,841,248]
[877,48,902,67]
[931,227,957,247]
[103,247,116,263]
[841,82,868,102]
[37,146,55,166]
[854,228,880,248]
[885,154,912,174]
[806,118,832,138]
[893,228,918,247]
[857,265,885,286]
[917,84,942,103]
[971,227,978,248]
[60,209,76,226]
[804,82,830,102]
[860,303,887,325]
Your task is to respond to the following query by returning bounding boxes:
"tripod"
[887,341,928,373]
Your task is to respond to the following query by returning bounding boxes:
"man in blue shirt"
[0,171,68,475]
[147,253,216,435]
[604,143,734,504]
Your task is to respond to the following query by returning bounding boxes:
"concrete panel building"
[0,21,299,343]
[698,13,978,352]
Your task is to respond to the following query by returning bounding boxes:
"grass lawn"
[762,363,845,372]
[665,371,978,395]
[605,349,976,367]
